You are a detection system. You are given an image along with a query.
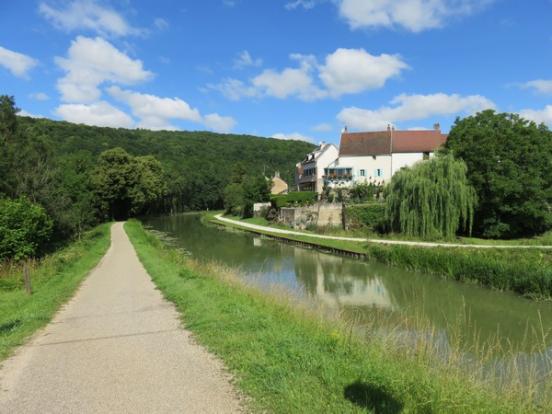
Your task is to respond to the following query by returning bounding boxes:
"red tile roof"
[339,129,447,156]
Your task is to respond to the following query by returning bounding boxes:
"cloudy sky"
[1,0,551,144]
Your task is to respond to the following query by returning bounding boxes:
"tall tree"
[91,148,166,220]
[385,153,477,240]
[445,110,552,238]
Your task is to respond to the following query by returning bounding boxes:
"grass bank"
[208,213,552,299]
[0,223,111,361]
[125,219,547,413]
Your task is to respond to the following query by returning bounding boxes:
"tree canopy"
[445,110,552,238]
[385,153,477,240]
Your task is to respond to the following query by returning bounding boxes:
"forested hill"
[17,116,315,210]
[1,105,315,249]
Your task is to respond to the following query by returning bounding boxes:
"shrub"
[0,198,53,261]
[346,202,386,232]
[271,191,317,209]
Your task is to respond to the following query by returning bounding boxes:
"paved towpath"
[215,214,552,250]
[0,222,243,413]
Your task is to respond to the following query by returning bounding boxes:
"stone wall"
[279,203,343,229]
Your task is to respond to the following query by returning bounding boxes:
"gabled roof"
[339,129,447,156]
[302,142,337,163]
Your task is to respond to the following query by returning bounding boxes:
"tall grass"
[126,219,552,413]
[0,223,111,361]
[365,243,552,299]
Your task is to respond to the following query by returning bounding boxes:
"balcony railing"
[323,174,353,181]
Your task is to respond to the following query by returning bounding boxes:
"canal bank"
[127,219,549,413]
[208,213,552,300]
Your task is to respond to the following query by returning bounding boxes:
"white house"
[295,142,339,193]
[324,124,447,189]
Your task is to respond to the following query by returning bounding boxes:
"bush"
[271,191,317,209]
[346,202,386,232]
[0,198,53,261]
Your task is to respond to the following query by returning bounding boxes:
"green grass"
[125,219,547,413]
[0,223,111,361]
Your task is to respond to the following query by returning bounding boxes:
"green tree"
[0,197,53,261]
[91,148,166,220]
[445,110,552,238]
[385,153,477,240]
[0,96,19,196]
[223,183,245,216]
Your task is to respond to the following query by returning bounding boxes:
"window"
[374,168,383,178]
[423,152,430,160]
[360,169,366,177]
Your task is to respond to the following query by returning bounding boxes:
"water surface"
[144,214,552,367]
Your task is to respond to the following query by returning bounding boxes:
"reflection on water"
[144,214,552,358]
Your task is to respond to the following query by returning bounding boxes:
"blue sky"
[1,0,551,145]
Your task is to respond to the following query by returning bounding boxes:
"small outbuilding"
[270,171,288,195]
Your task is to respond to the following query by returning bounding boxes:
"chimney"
[387,124,391,132]
[341,126,348,133]
[433,122,441,131]
[274,171,280,178]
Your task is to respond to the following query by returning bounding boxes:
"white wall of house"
[391,153,425,176]
[314,145,338,192]
[325,152,435,189]
[325,155,391,188]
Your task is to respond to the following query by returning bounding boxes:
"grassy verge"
[208,213,552,299]
[125,219,547,413]
[235,213,552,246]
[0,223,111,361]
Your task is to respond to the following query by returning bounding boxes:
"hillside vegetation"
[0,95,314,255]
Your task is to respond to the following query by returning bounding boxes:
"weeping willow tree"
[385,153,477,240]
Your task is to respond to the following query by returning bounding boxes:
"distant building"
[295,125,446,194]
[270,171,289,195]
[295,142,339,193]
[324,124,447,189]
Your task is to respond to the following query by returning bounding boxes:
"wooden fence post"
[23,261,32,295]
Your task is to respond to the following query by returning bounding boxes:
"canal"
[144,213,552,375]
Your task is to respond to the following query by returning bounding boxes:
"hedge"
[345,202,386,232]
[271,191,317,208]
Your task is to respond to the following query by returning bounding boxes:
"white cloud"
[154,18,169,30]
[312,122,333,132]
[521,80,552,95]
[519,106,552,126]
[233,50,262,69]
[252,62,325,101]
[338,93,495,130]
[55,101,134,128]
[211,48,405,101]
[337,0,493,32]
[56,36,152,102]
[285,0,316,10]
[39,0,142,37]
[108,86,236,132]
[319,48,408,96]
[29,92,50,101]
[18,110,44,119]
[272,132,314,142]
[208,78,259,101]
[0,46,37,78]
[108,86,201,130]
[203,113,237,133]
